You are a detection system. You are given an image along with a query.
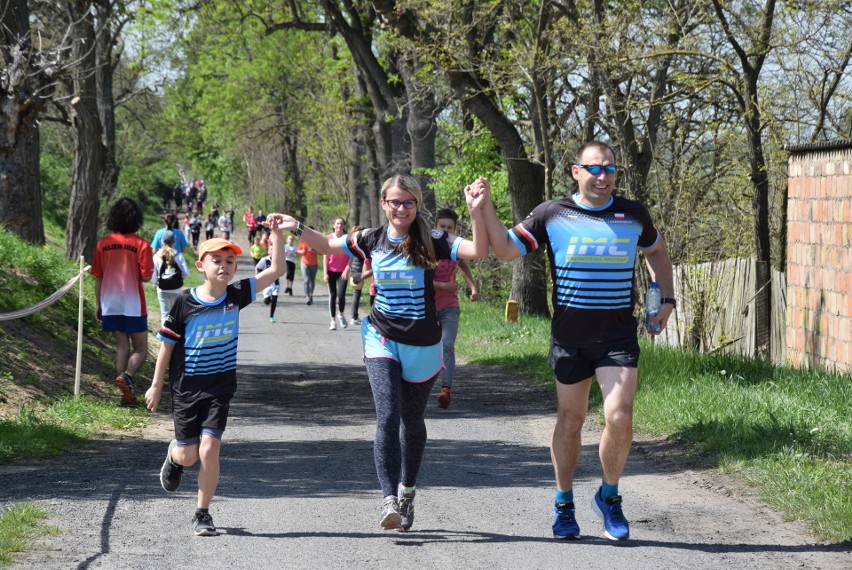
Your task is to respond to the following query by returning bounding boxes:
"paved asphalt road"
[2,232,849,569]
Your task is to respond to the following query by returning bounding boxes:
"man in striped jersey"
[481,141,675,542]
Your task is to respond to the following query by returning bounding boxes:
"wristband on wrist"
[661,297,676,308]
[292,221,303,236]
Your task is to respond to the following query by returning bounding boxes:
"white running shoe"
[339,316,348,329]
[329,321,337,331]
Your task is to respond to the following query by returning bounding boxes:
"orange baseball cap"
[198,238,243,260]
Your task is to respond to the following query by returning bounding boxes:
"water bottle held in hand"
[645,282,662,334]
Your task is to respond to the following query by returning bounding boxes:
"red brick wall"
[786,148,852,372]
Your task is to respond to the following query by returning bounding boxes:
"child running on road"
[277,175,489,531]
[432,209,479,409]
[256,251,281,323]
[283,234,298,296]
[144,215,287,536]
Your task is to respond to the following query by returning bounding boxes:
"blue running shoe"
[592,488,630,540]
[552,501,580,540]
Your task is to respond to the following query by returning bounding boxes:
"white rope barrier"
[0,263,91,397]
[0,265,90,321]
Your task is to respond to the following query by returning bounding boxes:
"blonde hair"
[381,175,436,269]
[160,243,176,267]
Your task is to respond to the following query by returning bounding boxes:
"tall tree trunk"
[0,0,52,244]
[710,0,776,359]
[94,0,119,204]
[354,71,381,227]
[347,125,362,226]
[590,0,694,205]
[374,0,550,316]
[400,63,440,215]
[338,76,360,225]
[66,1,106,263]
[320,1,412,183]
[282,133,306,220]
[364,127,381,227]
[451,73,549,316]
[745,85,772,359]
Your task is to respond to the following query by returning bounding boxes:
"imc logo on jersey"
[375,269,417,285]
[192,319,236,342]
[565,237,630,264]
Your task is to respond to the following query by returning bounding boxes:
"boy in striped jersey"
[145,215,286,536]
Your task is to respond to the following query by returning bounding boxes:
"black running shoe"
[160,439,184,493]
[192,512,218,536]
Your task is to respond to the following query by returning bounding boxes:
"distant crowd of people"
[162,176,207,216]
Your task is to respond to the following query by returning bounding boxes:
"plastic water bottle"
[645,282,662,334]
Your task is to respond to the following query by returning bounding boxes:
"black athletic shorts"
[172,394,231,444]
[548,339,640,385]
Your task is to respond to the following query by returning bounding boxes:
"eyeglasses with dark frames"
[576,164,617,175]
[384,199,417,209]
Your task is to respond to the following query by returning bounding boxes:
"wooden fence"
[652,257,787,364]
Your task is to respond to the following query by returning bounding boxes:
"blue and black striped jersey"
[509,194,659,347]
[158,278,256,399]
[342,225,460,346]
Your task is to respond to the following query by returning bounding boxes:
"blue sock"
[601,481,619,500]
[555,488,574,504]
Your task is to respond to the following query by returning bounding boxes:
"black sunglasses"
[577,164,617,175]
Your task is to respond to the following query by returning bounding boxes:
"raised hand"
[465,177,491,211]
[265,214,298,232]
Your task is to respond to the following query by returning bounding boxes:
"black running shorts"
[548,339,640,385]
[172,394,231,443]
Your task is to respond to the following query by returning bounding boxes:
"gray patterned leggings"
[365,357,437,497]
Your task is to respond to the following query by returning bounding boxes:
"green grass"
[0,503,60,566]
[0,398,149,465]
[45,396,150,431]
[456,299,852,543]
[0,406,86,464]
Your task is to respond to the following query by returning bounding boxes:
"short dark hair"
[106,197,143,234]
[576,140,616,164]
[435,208,459,225]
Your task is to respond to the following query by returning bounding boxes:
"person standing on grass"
[91,197,154,408]
[324,217,350,330]
[277,174,490,532]
[145,215,287,537]
[432,208,479,409]
[480,140,675,542]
